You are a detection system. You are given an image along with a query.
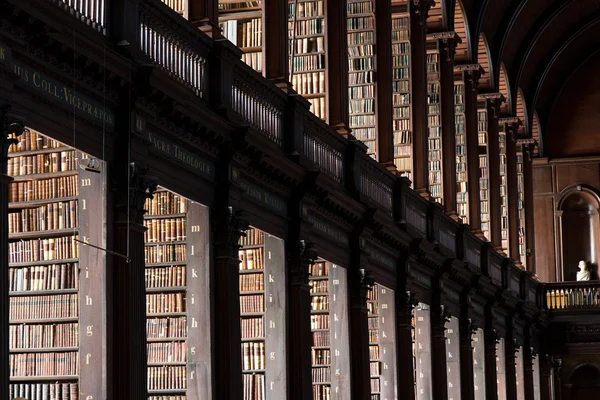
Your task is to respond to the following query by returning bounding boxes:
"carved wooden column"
[484,317,499,400]
[375,0,394,168]
[397,291,419,400]
[431,303,450,400]
[459,312,477,400]
[213,206,249,400]
[523,142,536,273]
[112,163,157,400]
[457,65,484,231]
[501,118,521,263]
[187,0,221,37]
[553,359,563,400]
[523,346,535,400]
[539,355,553,400]
[349,267,375,399]
[430,32,459,217]
[110,0,141,46]
[326,0,350,134]
[264,0,289,85]
[287,240,317,400]
[0,109,24,400]
[409,0,434,195]
[505,329,518,400]
[481,94,504,249]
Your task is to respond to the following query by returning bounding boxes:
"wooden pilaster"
[397,291,419,400]
[213,206,248,400]
[431,301,450,400]
[523,346,535,400]
[112,163,157,400]
[539,355,553,400]
[187,0,221,37]
[409,0,434,195]
[459,310,477,400]
[429,32,459,217]
[263,0,289,85]
[501,118,521,262]
[505,327,518,400]
[484,319,499,400]
[110,0,141,46]
[326,0,350,133]
[0,109,24,400]
[375,0,394,167]
[456,65,484,231]
[286,240,317,400]
[523,142,536,273]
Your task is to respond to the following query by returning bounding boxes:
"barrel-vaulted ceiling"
[428,0,600,154]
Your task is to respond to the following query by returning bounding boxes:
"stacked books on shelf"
[477,107,490,240]
[7,129,80,398]
[347,0,377,158]
[498,125,509,253]
[144,188,189,398]
[310,261,331,400]
[219,1,264,72]
[392,11,412,179]
[413,303,432,400]
[516,149,527,268]
[289,0,328,121]
[427,51,442,203]
[162,0,185,14]
[455,82,468,223]
[367,286,381,399]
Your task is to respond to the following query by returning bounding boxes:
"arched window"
[570,364,600,399]
[558,186,600,281]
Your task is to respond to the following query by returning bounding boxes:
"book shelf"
[473,328,486,399]
[477,106,490,240]
[367,284,396,400]
[288,0,328,121]
[144,187,211,399]
[455,82,468,223]
[496,338,506,400]
[6,129,98,399]
[219,1,264,72]
[347,0,377,158]
[427,50,442,203]
[498,125,508,253]
[516,149,527,269]
[239,227,286,400]
[413,303,432,400]
[309,261,351,400]
[391,11,412,179]
[446,317,461,400]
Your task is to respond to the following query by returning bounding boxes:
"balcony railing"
[50,0,106,34]
[545,281,600,310]
[303,115,345,184]
[140,0,210,98]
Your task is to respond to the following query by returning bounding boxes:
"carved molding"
[128,163,158,224]
[410,0,434,26]
[0,105,25,175]
[223,207,250,258]
[290,240,317,286]
[358,268,375,303]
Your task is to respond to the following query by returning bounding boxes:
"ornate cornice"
[358,268,376,303]
[290,240,317,286]
[410,0,435,26]
[477,92,506,102]
[128,163,158,223]
[0,105,25,175]
[498,117,521,125]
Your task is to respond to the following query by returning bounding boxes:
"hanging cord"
[289,0,300,83]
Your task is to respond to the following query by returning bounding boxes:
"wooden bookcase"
[426,50,442,203]
[454,81,468,223]
[498,125,509,253]
[496,338,507,400]
[219,1,264,72]
[477,106,490,240]
[446,316,461,400]
[239,227,286,400]
[144,188,212,400]
[391,9,412,179]
[413,303,432,400]
[288,0,328,121]
[347,0,378,158]
[309,261,351,400]
[516,148,527,269]
[367,284,397,400]
[7,129,105,399]
[473,328,486,400]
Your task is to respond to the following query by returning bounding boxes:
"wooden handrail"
[544,281,600,310]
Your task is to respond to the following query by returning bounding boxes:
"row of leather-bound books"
[240,272,265,291]
[10,294,79,320]
[239,248,265,270]
[146,316,187,339]
[242,374,265,400]
[240,294,265,313]
[8,175,78,203]
[8,129,61,153]
[148,341,187,363]
[10,322,78,349]
[146,293,186,314]
[241,341,265,370]
[148,365,187,390]
[9,236,79,263]
[144,218,187,243]
[10,383,78,400]
[240,228,264,247]
[8,200,78,233]
[9,263,79,291]
[311,366,331,383]
[7,151,78,177]
[146,266,187,288]
[145,191,187,216]
[145,244,187,264]
[10,351,78,377]
[241,316,264,338]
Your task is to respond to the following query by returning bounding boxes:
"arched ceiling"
[436,0,600,155]
[476,34,493,91]
[453,0,469,62]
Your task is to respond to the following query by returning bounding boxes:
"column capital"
[119,163,157,224]
[410,0,435,25]
[357,268,376,303]
[455,64,484,91]
[427,31,461,60]
[289,240,317,286]
[0,105,25,174]
[214,206,250,259]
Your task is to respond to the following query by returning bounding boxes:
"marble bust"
[576,260,590,281]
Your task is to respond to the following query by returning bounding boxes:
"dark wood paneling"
[533,196,556,282]
[555,164,600,193]
[533,164,553,194]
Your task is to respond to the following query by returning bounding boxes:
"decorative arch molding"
[567,362,600,385]
[453,0,471,62]
[498,63,512,114]
[516,88,528,136]
[477,33,494,91]
[531,111,542,157]
[557,184,600,211]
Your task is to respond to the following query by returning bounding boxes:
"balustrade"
[50,0,106,33]
[545,281,600,310]
[360,160,394,213]
[302,115,345,183]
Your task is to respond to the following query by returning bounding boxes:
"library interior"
[2,0,600,399]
